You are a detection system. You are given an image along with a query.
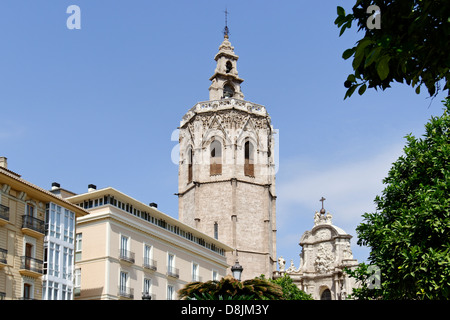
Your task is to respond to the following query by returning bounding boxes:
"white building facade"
[67,186,233,300]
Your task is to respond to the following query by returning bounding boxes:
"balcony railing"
[0,204,9,223]
[20,256,43,275]
[167,267,179,278]
[21,215,45,235]
[118,286,134,299]
[143,258,157,271]
[119,249,135,264]
[192,275,202,282]
[142,292,156,300]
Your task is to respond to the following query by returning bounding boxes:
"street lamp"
[231,259,243,281]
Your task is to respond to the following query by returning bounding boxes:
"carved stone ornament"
[278,256,286,271]
[314,244,334,274]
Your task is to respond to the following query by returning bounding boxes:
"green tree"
[267,274,313,300]
[177,275,283,300]
[335,0,450,99]
[352,98,450,299]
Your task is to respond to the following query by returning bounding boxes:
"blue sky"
[0,0,447,268]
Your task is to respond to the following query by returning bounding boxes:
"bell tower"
[177,25,277,280]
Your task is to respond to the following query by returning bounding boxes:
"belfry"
[177,21,277,280]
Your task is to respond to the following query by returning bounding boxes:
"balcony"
[21,215,45,238]
[119,249,135,264]
[143,258,157,271]
[19,256,43,278]
[167,266,179,279]
[0,248,7,267]
[0,204,9,226]
[118,286,134,299]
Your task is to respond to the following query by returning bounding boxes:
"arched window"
[187,147,193,183]
[223,83,235,99]
[244,141,254,177]
[225,61,232,73]
[210,140,222,175]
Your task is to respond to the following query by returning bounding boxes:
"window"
[55,206,61,239]
[212,270,218,281]
[26,204,34,217]
[226,61,232,73]
[54,244,60,277]
[192,263,199,281]
[119,271,128,294]
[74,269,81,294]
[143,278,152,298]
[167,285,174,300]
[47,243,60,277]
[62,285,67,300]
[167,253,178,278]
[75,233,82,261]
[64,209,74,243]
[244,141,254,176]
[214,222,218,240]
[223,83,235,98]
[187,147,193,183]
[210,140,222,175]
[63,247,73,280]
[168,253,174,270]
[120,235,129,254]
[144,244,154,269]
[23,283,32,300]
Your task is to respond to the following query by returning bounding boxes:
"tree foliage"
[335,0,450,99]
[352,98,450,299]
[177,275,284,300]
[266,274,313,300]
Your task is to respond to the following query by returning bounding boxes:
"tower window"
[187,147,193,183]
[214,222,218,240]
[244,141,254,177]
[210,140,222,175]
[223,83,235,99]
[226,61,232,73]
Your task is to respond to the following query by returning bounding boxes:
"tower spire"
[223,8,229,38]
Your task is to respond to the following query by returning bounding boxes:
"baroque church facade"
[275,202,359,300]
[177,32,277,280]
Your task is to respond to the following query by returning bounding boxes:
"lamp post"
[231,259,243,281]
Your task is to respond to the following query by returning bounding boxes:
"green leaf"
[347,74,356,83]
[358,83,367,95]
[376,55,391,80]
[353,39,373,70]
[337,6,345,17]
[342,48,356,60]
[364,47,382,68]
[344,84,358,100]
[339,21,352,37]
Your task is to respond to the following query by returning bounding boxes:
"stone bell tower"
[177,27,277,280]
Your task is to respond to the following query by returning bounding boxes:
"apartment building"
[0,157,89,300]
[67,186,233,300]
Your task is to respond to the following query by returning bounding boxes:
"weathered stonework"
[274,209,359,300]
[177,35,277,280]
